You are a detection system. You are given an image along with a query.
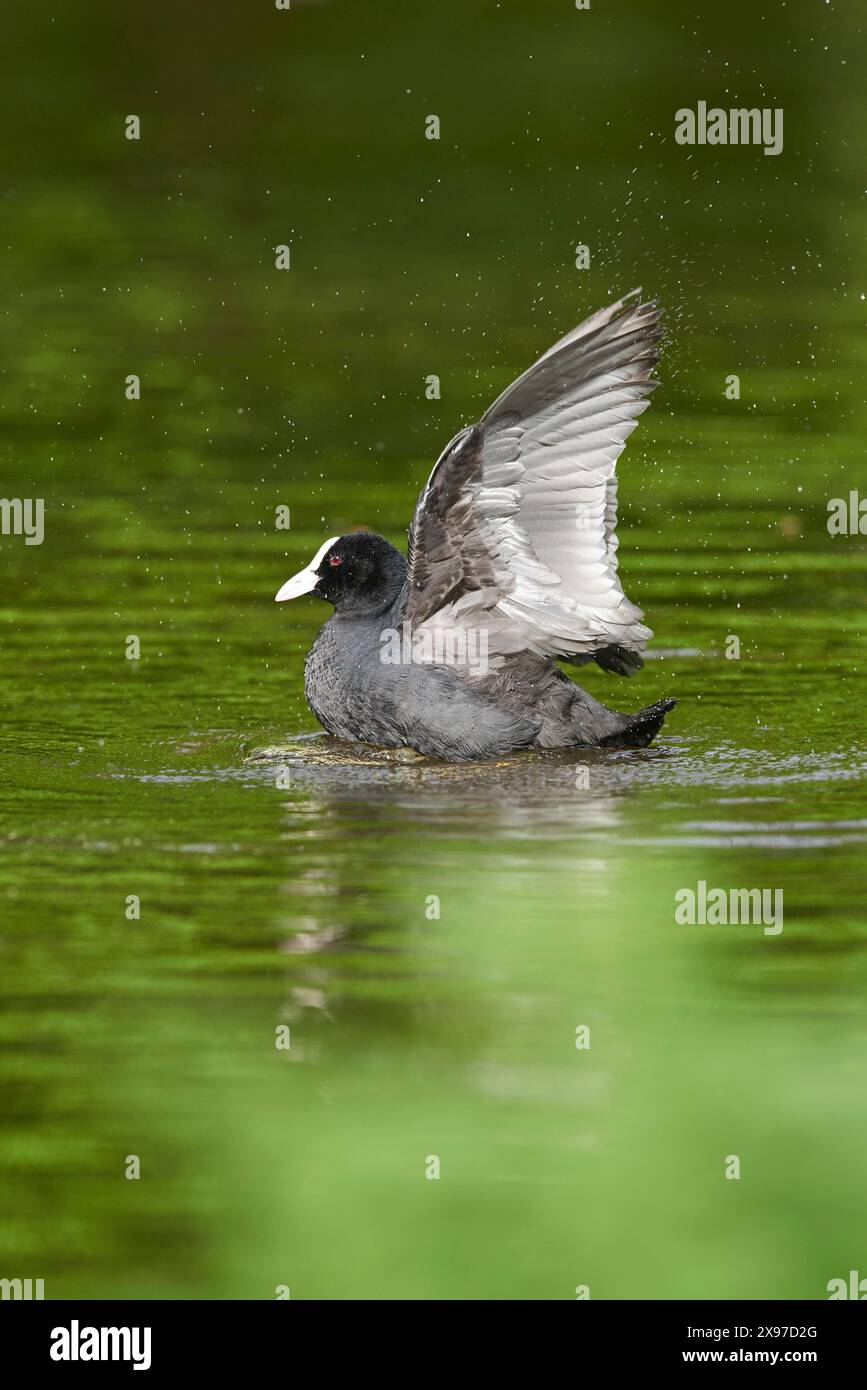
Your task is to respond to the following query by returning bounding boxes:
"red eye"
[329,554,343,567]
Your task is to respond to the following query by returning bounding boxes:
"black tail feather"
[598,697,677,749]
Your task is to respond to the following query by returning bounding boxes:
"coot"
[275,291,676,761]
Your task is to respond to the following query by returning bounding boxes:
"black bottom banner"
[1,1298,861,1374]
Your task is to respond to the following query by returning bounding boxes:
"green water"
[1,2,866,1299]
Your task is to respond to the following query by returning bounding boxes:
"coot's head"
[275,532,406,614]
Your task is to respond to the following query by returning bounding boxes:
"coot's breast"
[304,615,405,747]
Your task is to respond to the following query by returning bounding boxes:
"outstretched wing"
[405,291,662,671]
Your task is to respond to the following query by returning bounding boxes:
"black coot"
[275,292,676,762]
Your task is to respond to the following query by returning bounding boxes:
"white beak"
[275,536,340,602]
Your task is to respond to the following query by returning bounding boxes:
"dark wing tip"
[594,644,645,677]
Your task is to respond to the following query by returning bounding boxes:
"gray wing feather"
[405,291,661,668]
